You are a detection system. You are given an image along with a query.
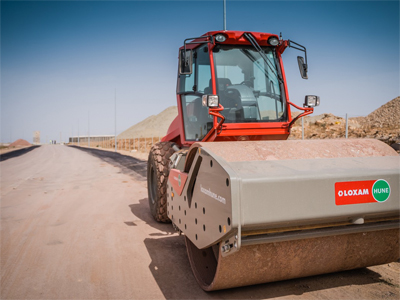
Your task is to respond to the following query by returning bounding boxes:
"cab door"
[177,44,213,142]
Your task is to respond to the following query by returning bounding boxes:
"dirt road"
[1,145,399,299]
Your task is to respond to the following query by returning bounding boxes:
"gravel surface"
[1,145,399,299]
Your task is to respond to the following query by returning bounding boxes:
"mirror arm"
[286,100,314,129]
[183,35,214,65]
[288,40,307,66]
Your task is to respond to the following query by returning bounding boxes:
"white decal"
[338,189,369,197]
[200,184,226,204]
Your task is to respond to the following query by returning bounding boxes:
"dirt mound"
[118,106,178,139]
[356,96,400,129]
[290,97,400,147]
[294,113,346,125]
[9,139,31,147]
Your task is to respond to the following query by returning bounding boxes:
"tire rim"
[149,165,157,205]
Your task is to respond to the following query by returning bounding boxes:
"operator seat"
[216,78,232,92]
[204,78,232,94]
[217,78,244,122]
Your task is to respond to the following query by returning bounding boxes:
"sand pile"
[118,106,178,139]
[356,97,400,129]
[9,139,31,147]
[290,97,400,147]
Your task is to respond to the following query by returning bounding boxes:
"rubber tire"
[147,141,178,222]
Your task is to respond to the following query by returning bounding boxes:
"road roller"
[147,30,400,291]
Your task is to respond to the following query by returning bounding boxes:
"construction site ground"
[1,145,399,299]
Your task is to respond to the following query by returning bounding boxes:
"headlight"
[215,34,227,43]
[202,95,219,108]
[268,36,279,46]
[304,95,320,107]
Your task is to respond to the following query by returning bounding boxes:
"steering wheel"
[240,80,253,87]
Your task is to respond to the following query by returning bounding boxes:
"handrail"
[202,104,225,142]
[287,100,314,128]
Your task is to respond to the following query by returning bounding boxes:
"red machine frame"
[162,31,314,148]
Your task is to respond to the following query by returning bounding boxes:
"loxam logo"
[335,179,391,205]
[337,189,369,197]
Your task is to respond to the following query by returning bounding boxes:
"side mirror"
[179,49,193,75]
[297,56,308,79]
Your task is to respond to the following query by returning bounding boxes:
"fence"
[69,113,369,147]
[293,113,367,140]
[69,137,161,153]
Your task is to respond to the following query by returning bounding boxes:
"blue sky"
[1,0,399,143]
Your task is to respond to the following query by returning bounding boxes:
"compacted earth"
[1,145,399,299]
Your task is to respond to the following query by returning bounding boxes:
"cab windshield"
[213,45,286,123]
[178,44,287,141]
